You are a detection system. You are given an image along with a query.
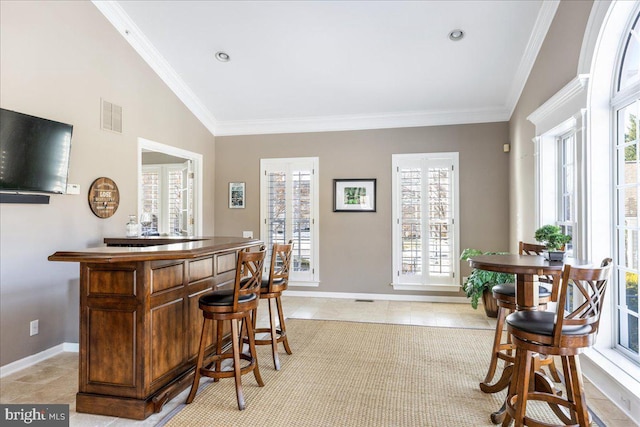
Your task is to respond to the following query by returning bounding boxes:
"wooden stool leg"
[251,307,258,329]
[230,318,246,410]
[569,355,590,426]
[214,320,223,382]
[268,297,281,370]
[186,316,209,404]
[239,318,248,354]
[276,296,292,355]
[245,312,265,387]
[547,357,562,383]
[502,345,520,427]
[482,306,508,388]
[513,349,532,427]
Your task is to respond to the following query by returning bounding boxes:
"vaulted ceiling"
[94,0,558,136]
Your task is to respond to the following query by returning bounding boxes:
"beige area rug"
[163,319,600,427]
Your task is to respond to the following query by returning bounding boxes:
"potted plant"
[460,248,515,317]
[534,224,571,261]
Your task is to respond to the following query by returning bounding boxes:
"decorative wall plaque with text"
[88,177,120,218]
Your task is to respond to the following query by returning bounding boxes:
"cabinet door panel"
[87,308,136,390]
[150,298,185,383]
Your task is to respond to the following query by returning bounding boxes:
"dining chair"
[250,240,294,370]
[504,258,612,427]
[480,242,558,393]
[186,246,266,410]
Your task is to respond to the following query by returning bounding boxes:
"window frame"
[611,11,640,362]
[260,157,319,286]
[391,152,459,292]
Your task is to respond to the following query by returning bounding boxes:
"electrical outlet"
[242,231,253,238]
[30,319,39,336]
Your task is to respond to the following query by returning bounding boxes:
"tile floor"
[0,296,637,426]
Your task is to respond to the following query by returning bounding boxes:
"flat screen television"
[0,108,73,194]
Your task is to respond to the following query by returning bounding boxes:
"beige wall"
[508,0,593,250]
[0,1,215,365]
[216,123,510,296]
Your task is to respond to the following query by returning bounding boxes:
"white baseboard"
[283,290,469,303]
[0,342,79,378]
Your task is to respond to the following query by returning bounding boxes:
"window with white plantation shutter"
[261,158,319,285]
[141,162,192,236]
[392,153,459,291]
[141,167,160,235]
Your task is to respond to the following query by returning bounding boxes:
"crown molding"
[214,107,510,136]
[505,0,560,118]
[527,74,590,126]
[91,1,219,135]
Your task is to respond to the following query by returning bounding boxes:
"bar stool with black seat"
[504,258,612,427]
[186,246,266,410]
[252,240,294,370]
[481,242,558,393]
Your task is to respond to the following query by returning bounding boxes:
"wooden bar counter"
[49,236,262,420]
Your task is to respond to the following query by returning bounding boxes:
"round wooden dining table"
[468,254,568,311]
[467,253,580,424]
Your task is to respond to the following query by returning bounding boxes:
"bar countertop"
[48,236,262,263]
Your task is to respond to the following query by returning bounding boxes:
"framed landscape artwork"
[333,179,376,212]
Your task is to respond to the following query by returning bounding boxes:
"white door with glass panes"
[260,157,319,285]
[392,153,459,291]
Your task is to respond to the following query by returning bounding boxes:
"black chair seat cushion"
[506,311,592,336]
[493,283,551,298]
[199,289,256,306]
[261,277,285,289]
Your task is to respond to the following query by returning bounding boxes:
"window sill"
[581,346,640,421]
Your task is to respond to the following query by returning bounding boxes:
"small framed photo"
[333,179,376,212]
[229,182,245,209]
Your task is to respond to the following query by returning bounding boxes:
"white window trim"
[391,152,460,292]
[260,157,320,287]
[529,76,589,261]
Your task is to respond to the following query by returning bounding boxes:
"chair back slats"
[233,246,266,310]
[519,241,558,298]
[551,258,612,345]
[519,241,546,255]
[267,240,293,292]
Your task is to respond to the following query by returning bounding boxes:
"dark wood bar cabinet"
[49,236,262,420]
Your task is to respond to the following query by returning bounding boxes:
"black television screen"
[0,108,73,194]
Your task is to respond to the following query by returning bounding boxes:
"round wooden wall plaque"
[88,177,120,218]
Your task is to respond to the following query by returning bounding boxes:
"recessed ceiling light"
[448,29,465,41]
[215,51,230,62]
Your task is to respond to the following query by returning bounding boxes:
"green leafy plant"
[534,225,571,251]
[460,248,515,310]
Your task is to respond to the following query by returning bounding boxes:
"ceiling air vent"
[101,99,122,133]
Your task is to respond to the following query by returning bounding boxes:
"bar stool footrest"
[200,352,257,380]
[251,326,287,346]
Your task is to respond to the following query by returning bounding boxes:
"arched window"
[613,11,640,363]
